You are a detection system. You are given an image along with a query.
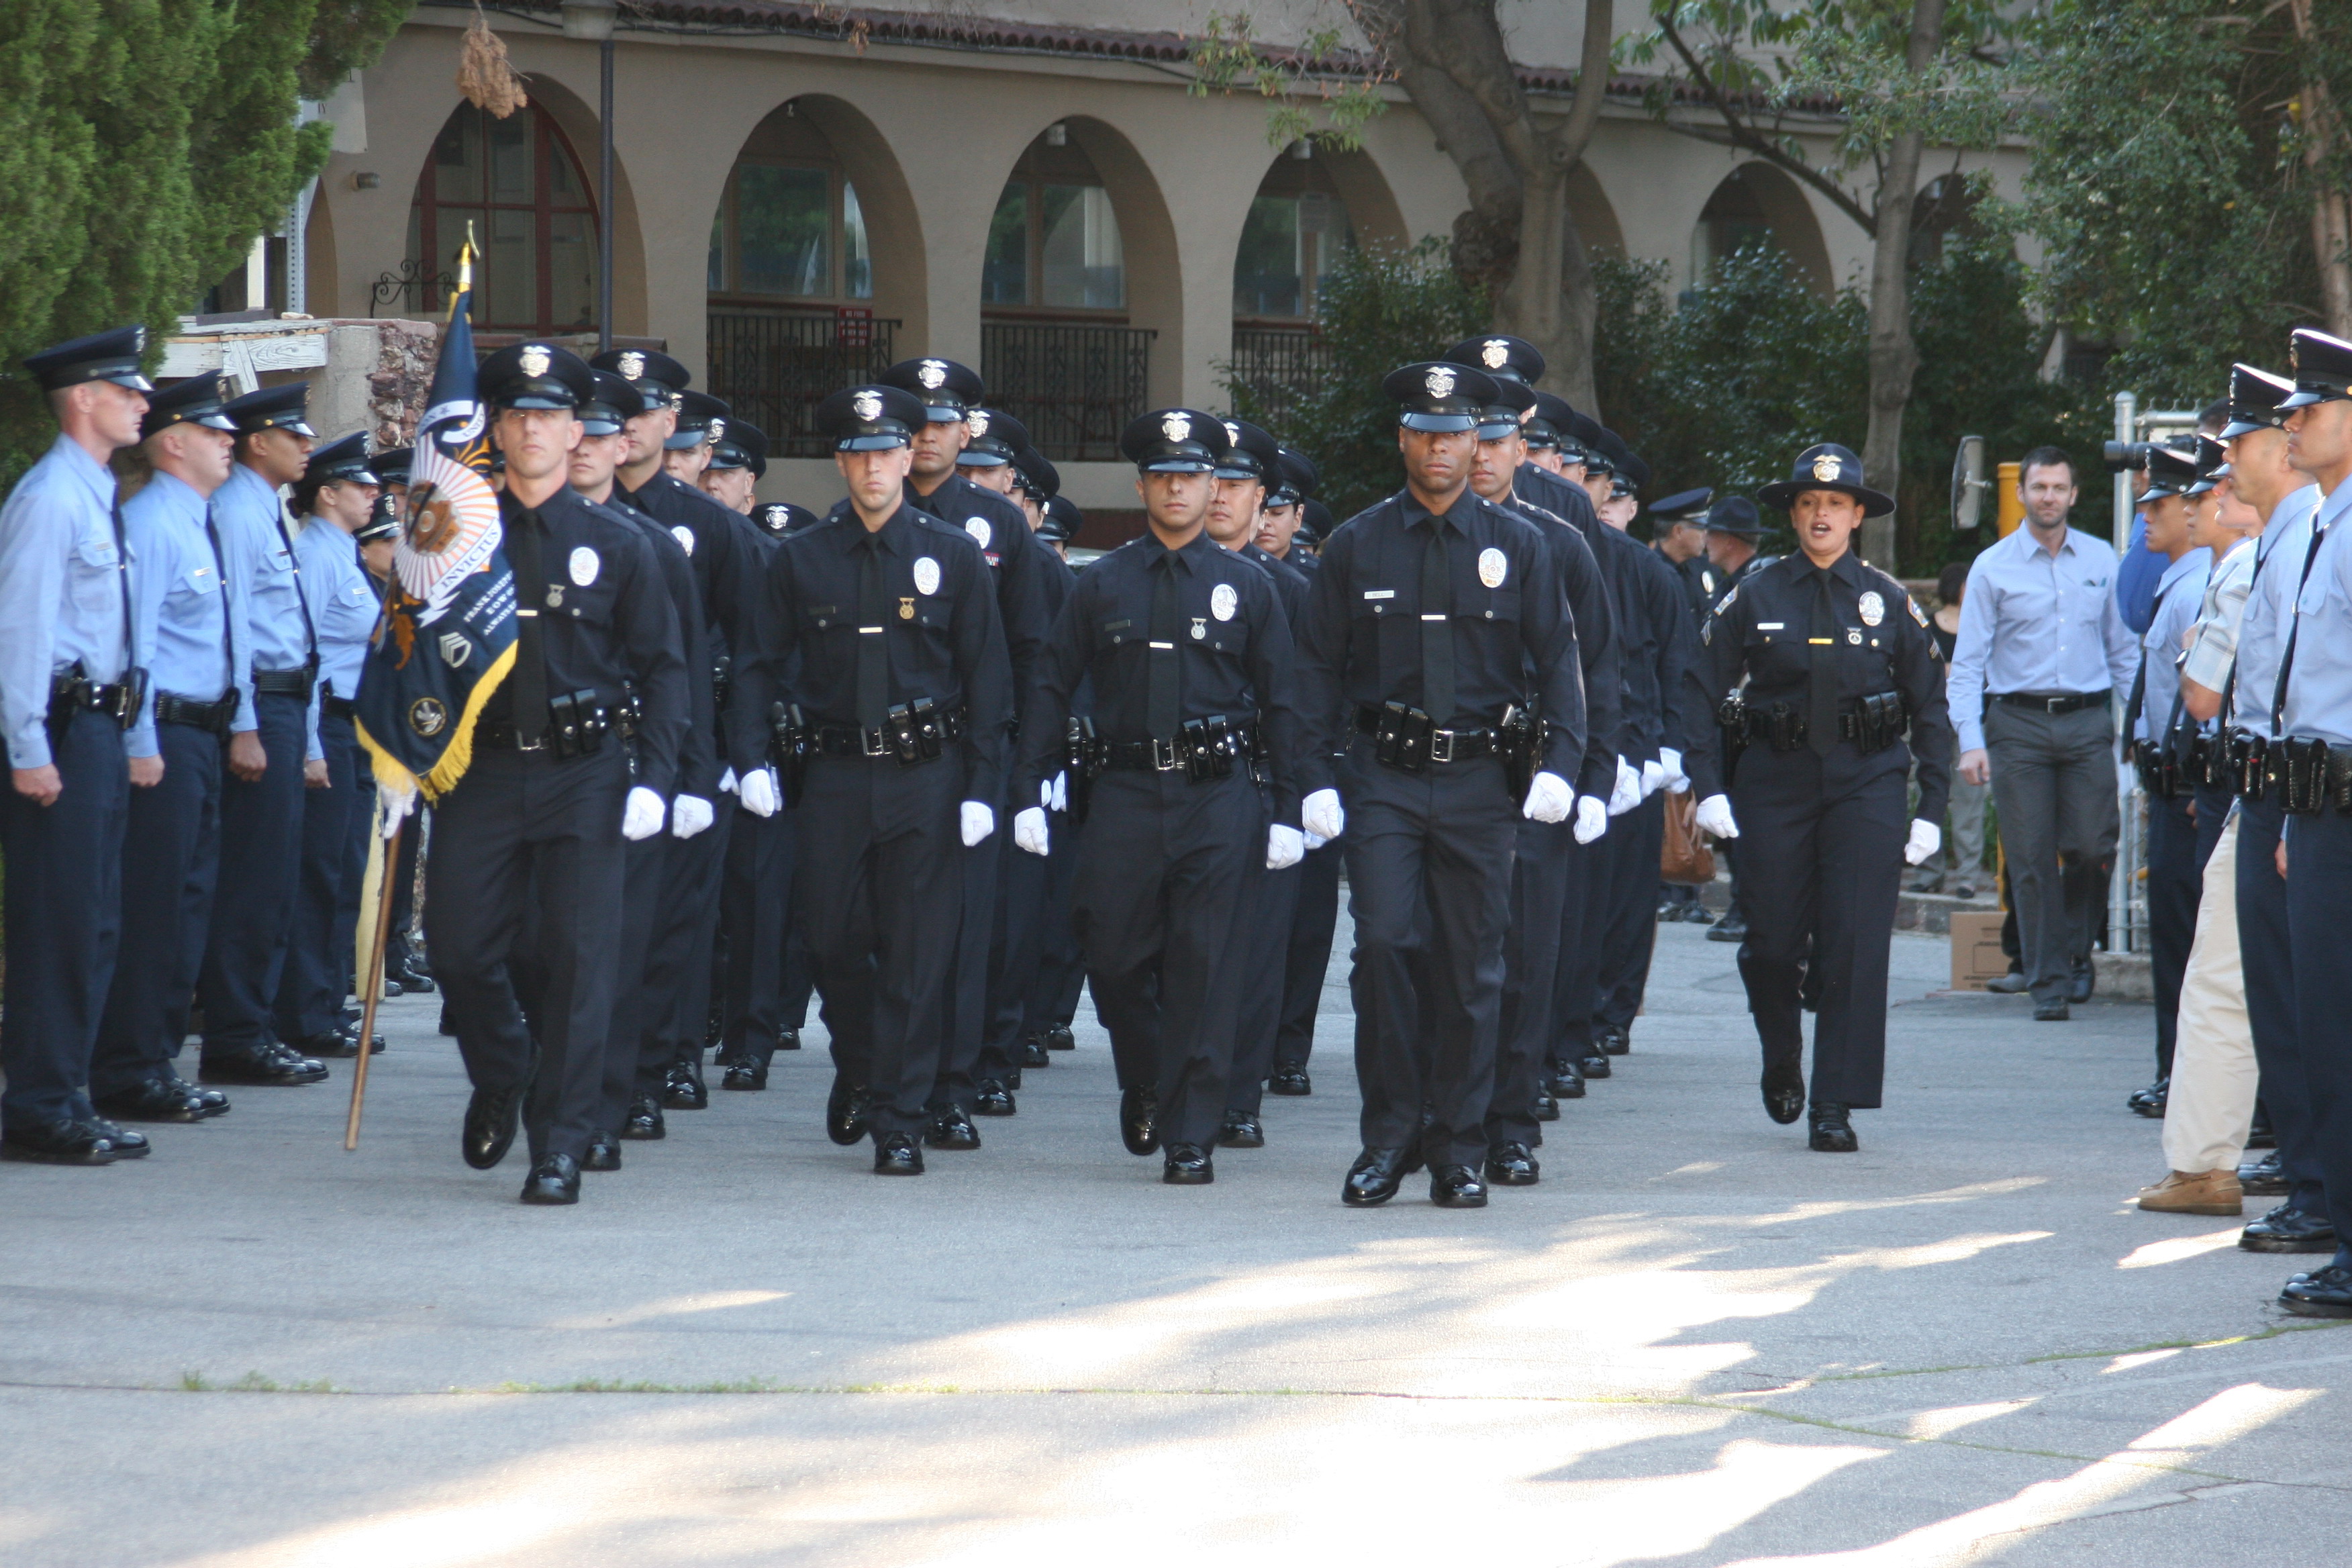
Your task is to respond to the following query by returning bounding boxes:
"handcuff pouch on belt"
[1179,715,1237,784]
[769,701,810,807]
[1498,701,1542,799]
[545,689,611,760]
[2228,732,2268,801]
[1374,701,1434,773]
[1065,715,1101,824]
[2281,738,2331,816]
[1851,691,1906,755]
[1718,690,1748,775]
[886,697,945,766]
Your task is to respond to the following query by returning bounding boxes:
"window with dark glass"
[706,109,873,304]
[1232,161,1353,322]
[983,136,1126,315]
[407,103,599,331]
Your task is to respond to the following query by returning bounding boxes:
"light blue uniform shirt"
[2225,485,2320,738]
[2134,547,2210,745]
[0,436,132,770]
[292,517,375,707]
[2274,477,2352,746]
[214,460,321,758]
[1947,524,2143,752]
[123,473,256,758]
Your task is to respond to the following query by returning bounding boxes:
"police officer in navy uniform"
[1696,494,1775,943]
[1681,444,1953,1153]
[665,390,729,487]
[730,385,1012,1175]
[1295,362,1586,1208]
[1010,410,1306,1183]
[1650,487,1719,623]
[1264,447,1339,1095]
[0,328,155,1164]
[394,342,689,1204]
[700,417,767,516]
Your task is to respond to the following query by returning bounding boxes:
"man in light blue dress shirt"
[89,373,253,1127]
[194,382,330,1089]
[0,327,154,1165]
[1949,446,2141,1018]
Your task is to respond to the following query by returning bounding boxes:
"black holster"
[1065,715,1100,825]
[1498,702,1541,800]
[769,701,811,807]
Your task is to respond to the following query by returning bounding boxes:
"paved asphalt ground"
[4,914,2347,1567]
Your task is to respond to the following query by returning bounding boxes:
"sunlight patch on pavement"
[1902,1400,2035,1440]
[2116,1228,2245,1270]
[2102,1349,2184,1374]
[547,1290,789,1330]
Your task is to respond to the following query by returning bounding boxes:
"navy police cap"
[958,407,1032,467]
[1214,418,1282,483]
[1012,446,1060,499]
[2135,440,2200,504]
[1705,495,1767,537]
[1269,447,1318,507]
[1120,407,1231,474]
[140,371,237,440]
[1037,493,1082,544]
[1650,486,1713,522]
[2222,363,2295,438]
[479,342,595,411]
[817,384,926,451]
[589,348,690,413]
[223,381,316,438]
[879,357,985,422]
[579,370,639,437]
[754,501,822,536]
[24,324,152,393]
[2280,328,2352,410]
[1444,334,1545,386]
[667,390,730,450]
[1384,361,1500,433]
[707,417,769,478]
[303,432,378,488]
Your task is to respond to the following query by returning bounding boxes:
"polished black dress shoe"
[1342,1147,1408,1207]
[1003,1065,1023,1091]
[1484,1142,1539,1186]
[777,1026,800,1051]
[93,1077,209,1123]
[1045,1023,1075,1050]
[1706,912,1746,943]
[1550,1061,1585,1099]
[1163,1143,1214,1184]
[2245,1104,2277,1150]
[1218,1114,1264,1148]
[826,1079,871,1146]
[1019,1034,1052,1068]
[2128,1077,2167,1118]
[972,1079,1017,1117]
[159,1073,230,1118]
[462,1082,526,1169]
[2067,958,2096,1004]
[1531,1090,1559,1122]
[199,1044,328,1086]
[1119,1087,1161,1155]
[1267,1066,1311,1096]
[80,1116,149,1158]
[1984,971,2031,995]
[620,1095,666,1140]
[720,1056,769,1091]
[2280,1263,2352,1317]
[1600,1024,1630,1057]
[661,1059,708,1110]
[301,1029,360,1059]
[2033,997,2070,1022]
[581,1131,622,1172]
[338,1021,386,1055]
[1430,1165,1489,1208]
[1808,1101,1859,1153]
[389,963,434,995]
[1578,1050,1612,1079]
[520,1152,581,1204]
[2240,1204,2337,1253]
[873,1132,924,1175]
[0,1118,124,1165]
[2239,1152,2290,1195]
[1761,1059,1805,1125]
[925,1106,981,1150]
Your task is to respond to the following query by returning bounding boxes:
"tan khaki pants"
[2160,813,2259,1173]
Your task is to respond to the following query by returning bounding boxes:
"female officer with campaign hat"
[1680,444,1953,1153]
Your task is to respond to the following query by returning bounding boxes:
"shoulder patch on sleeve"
[1714,585,1738,614]
[1907,595,1929,628]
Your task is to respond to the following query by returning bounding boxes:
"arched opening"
[1689,162,1833,296]
[1565,162,1624,260]
[406,101,601,332]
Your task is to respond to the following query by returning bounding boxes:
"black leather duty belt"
[476,689,622,758]
[322,695,356,722]
[252,666,315,699]
[1991,690,2109,716]
[1102,722,1258,775]
[155,692,236,735]
[812,701,967,763]
[1355,704,1498,763]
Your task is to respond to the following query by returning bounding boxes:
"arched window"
[707,105,873,303]
[983,130,1125,313]
[1233,150,1354,322]
[407,103,599,331]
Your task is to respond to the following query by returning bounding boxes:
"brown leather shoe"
[2136,1169,2243,1216]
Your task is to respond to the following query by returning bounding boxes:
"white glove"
[718,767,738,795]
[671,793,714,838]
[1641,758,1665,797]
[377,781,417,839]
[1267,823,1305,869]
[738,767,780,818]
[1014,804,1050,856]
[622,785,667,841]
[1040,777,1055,808]
[1050,771,1068,813]
[1610,756,1643,816]
[1659,746,1688,792]
[1302,787,1345,841]
[1304,830,1328,851]
[1695,793,1739,839]
[1522,769,1573,824]
[961,800,995,847]
[1904,818,1941,866]
[1573,793,1608,844]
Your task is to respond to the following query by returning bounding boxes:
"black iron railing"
[981,320,1154,462]
[707,309,899,458]
[1225,324,1331,428]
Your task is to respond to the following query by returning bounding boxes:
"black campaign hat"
[23,324,152,393]
[2280,328,2352,410]
[479,342,595,411]
[816,385,925,451]
[957,407,1032,467]
[2222,364,2296,438]
[2136,440,2200,503]
[304,432,378,488]
[1037,494,1083,544]
[374,446,414,486]
[753,501,821,536]
[579,370,639,437]
[1012,446,1061,499]
[1523,392,1576,452]
[707,418,769,478]
[589,348,690,412]
[140,371,237,439]
[1384,361,1498,433]
[879,357,985,422]
[668,391,730,451]
[1214,418,1282,482]
[1705,495,1767,538]
[1270,448,1319,506]
[1444,334,1545,385]
[224,381,316,438]
[2184,434,2228,496]
[1651,486,1713,522]
[1120,407,1230,473]
[1757,443,1894,518]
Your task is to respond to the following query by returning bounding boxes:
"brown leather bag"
[1660,788,1716,885]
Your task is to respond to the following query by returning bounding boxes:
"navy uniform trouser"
[2,710,130,1129]
[1730,744,1908,1110]
[93,720,224,1097]
[1599,790,1667,1030]
[1225,787,1297,1119]
[718,799,793,1060]
[197,691,307,1056]
[642,801,730,1071]
[275,709,364,1042]
[2237,796,2323,1216]
[985,793,1055,1073]
[798,752,967,1137]
[1340,740,1518,1171]
[599,828,667,1132]
[1075,767,1257,1150]
[1275,836,1343,1072]
[2145,790,2200,1079]
[2282,807,2352,1269]
[1022,803,1085,1037]
[428,745,630,1163]
[1491,814,1571,1150]
[1550,830,1608,1069]
[936,774,1010,1111]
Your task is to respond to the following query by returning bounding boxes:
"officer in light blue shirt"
[273,433,386,1058]
[0,326,154,1165]
[89,371,252,1126]
[193,382,332,1088]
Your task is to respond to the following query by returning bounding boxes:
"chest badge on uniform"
[914,556,941,596]
[1478,546,1508,588]
[899,596,915,620]
[1210,582,1238,622]
[1859,590,1884,626]
[1847,629,1863,644]
[669,526,694,557]
[965,517,991,550]
[569,546,599,585]
[1191,617,1207,640]
[545,586,563,609]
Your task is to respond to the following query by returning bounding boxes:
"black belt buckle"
[1375,701,1432,773]
[1430,726,1460,764]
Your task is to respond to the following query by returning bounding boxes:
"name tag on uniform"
[189,566,219,595]
[1757,622,1783,630]
[1363,589,1395,601]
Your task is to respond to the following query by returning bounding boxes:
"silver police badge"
[671,525,695,556]
[707,418,726,444]
[1812,453,1843,483]
[1478,546,1508,588]
[1161,411,1193,444]
[1425,365,1458,399]
[914,556,941,596]
[1224,421,1242,445]
[519,344,551,377]
[967,409,991,438]
[616,350,645,379]
[1859,590,1884,626]
[918,360,948,391]
[965,517,992,550]
[1211,582,1238,622]
[1480,339,1512,370]
[851,390,882,422]
[569,546,601,586]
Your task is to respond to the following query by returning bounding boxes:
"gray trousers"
[1983,701,2120,1003]
[1917,770,1990,883]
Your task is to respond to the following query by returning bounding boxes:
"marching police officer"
[1,328,154,1164]
[700,418,768,516]
[1295,362,1586,1208]
[1681,444,1953,1153]
[730,384,1011,1175]
[1265,447,1338,1095]
[1011,409,1305,1183]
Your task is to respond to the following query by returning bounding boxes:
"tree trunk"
[2290,0,2352,337]
[1492,155,1597,411]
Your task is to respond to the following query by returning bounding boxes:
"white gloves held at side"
[1610,756,1643,816]
[1267,824,1305,870]
[1695,793,1739,840]
[1521,770,1573,824]
[671,794,714,839]
[1904,818,1941,867]
[621,785,667,841]
[961,801,995,847]
[1302,788,1345,842]
[1574,793,1608,844]
[377,781,417,839]
[738,767,780,818]
[1014,804,1050,856]
[1659,746,1688,793]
